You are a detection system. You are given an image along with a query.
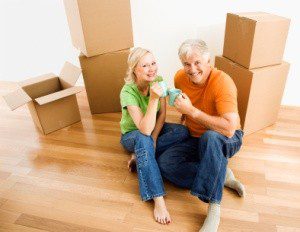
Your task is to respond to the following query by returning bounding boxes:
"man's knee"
[174,124,190,138]
[200,130,223,143]
[164,123,189,135]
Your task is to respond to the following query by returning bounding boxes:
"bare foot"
[127,154,136,172]
[153,196,171,225]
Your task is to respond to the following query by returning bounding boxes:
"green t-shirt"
[120,76,163,134]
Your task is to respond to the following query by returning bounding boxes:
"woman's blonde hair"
[124,47,151,84]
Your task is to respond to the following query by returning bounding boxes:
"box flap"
[2,88,32,110]
[234,12,289,22]
[59,62,81,89]
[34,86,83,105]
[19,73,57,87]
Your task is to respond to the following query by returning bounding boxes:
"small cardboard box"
[223,12,290,69]
[79,49,130,114]
[63,0,133,57]
[3,62,83,135]
[215,56,290,135]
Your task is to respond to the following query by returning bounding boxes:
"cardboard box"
[3,62,82,135]
[79,49,129,114]
[63,0,133,57]
[215,56,290,135]
[223,12,290,69]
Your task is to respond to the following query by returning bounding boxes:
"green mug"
[168,88,182,106]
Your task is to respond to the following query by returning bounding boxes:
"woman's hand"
[150,82,163,99]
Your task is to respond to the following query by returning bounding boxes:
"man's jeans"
[120,123,189,201]
[157,130,244,204]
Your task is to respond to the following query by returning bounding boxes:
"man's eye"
[195,61,200,65]
[142,65,147,68]
[152,62,156,66]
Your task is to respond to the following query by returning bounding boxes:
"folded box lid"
[34,86,83,105]
[3,62,81,111]
[19,73,57,88]
[59,61,82,89]
[229,12,290,23]
[3,88,32,110]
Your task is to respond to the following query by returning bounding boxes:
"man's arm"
[175,93,239,138]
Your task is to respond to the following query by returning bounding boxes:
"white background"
[1,0,299,106]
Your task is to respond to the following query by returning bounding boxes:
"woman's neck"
[136,80,150,96]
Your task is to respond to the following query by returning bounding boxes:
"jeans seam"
[208,153,224,201]
[142,192,166,201]
[138,168,151,201]
[190,191,220,204]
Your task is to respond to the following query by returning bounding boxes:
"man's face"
[182,52,211,85]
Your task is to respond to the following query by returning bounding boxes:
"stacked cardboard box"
[215,12,290,135]
[63,0,133,113]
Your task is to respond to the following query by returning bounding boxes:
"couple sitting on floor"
[119,39,245,232]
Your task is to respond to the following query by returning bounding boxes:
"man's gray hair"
[178,39,210,62]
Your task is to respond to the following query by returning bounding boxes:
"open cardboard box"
[3,62,83,135]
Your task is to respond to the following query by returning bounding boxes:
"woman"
[120,47,189,224]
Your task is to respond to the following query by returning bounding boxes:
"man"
[158,39,245,232]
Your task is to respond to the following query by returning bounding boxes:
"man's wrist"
[189,106,200,119]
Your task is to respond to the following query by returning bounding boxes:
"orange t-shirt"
[174,68,239,137]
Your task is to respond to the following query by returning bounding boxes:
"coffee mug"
[168,88,182,106]
[158,81,168,97]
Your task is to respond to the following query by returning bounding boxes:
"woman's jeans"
[158,130,244,204]
[120,123,189,201]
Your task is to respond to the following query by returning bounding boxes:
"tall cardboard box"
[3,62,83,135]
[215,56,290,135]
[79,49,130,114]
[223,12,290,69]
[63,0,133,57]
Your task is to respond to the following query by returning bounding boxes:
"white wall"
[1,0,299,106]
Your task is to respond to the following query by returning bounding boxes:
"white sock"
[224,167,245,197]
[199,203,220,232]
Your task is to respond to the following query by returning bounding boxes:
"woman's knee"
[135,131,154,145]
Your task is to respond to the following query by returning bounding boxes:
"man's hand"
[174,93,195,115]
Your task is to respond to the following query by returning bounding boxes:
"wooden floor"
[1,81,300,232]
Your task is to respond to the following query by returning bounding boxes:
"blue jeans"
[157,130,244,204]
[120,123,190,201]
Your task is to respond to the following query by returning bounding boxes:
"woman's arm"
[151,97,166,145]
[127,83,162,136]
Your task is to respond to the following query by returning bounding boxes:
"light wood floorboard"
[1,82,300,231]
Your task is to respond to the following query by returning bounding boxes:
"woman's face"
[134,52,158,82]
[182,51,211,85]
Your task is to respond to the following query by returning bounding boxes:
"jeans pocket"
[135,148,148,168]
